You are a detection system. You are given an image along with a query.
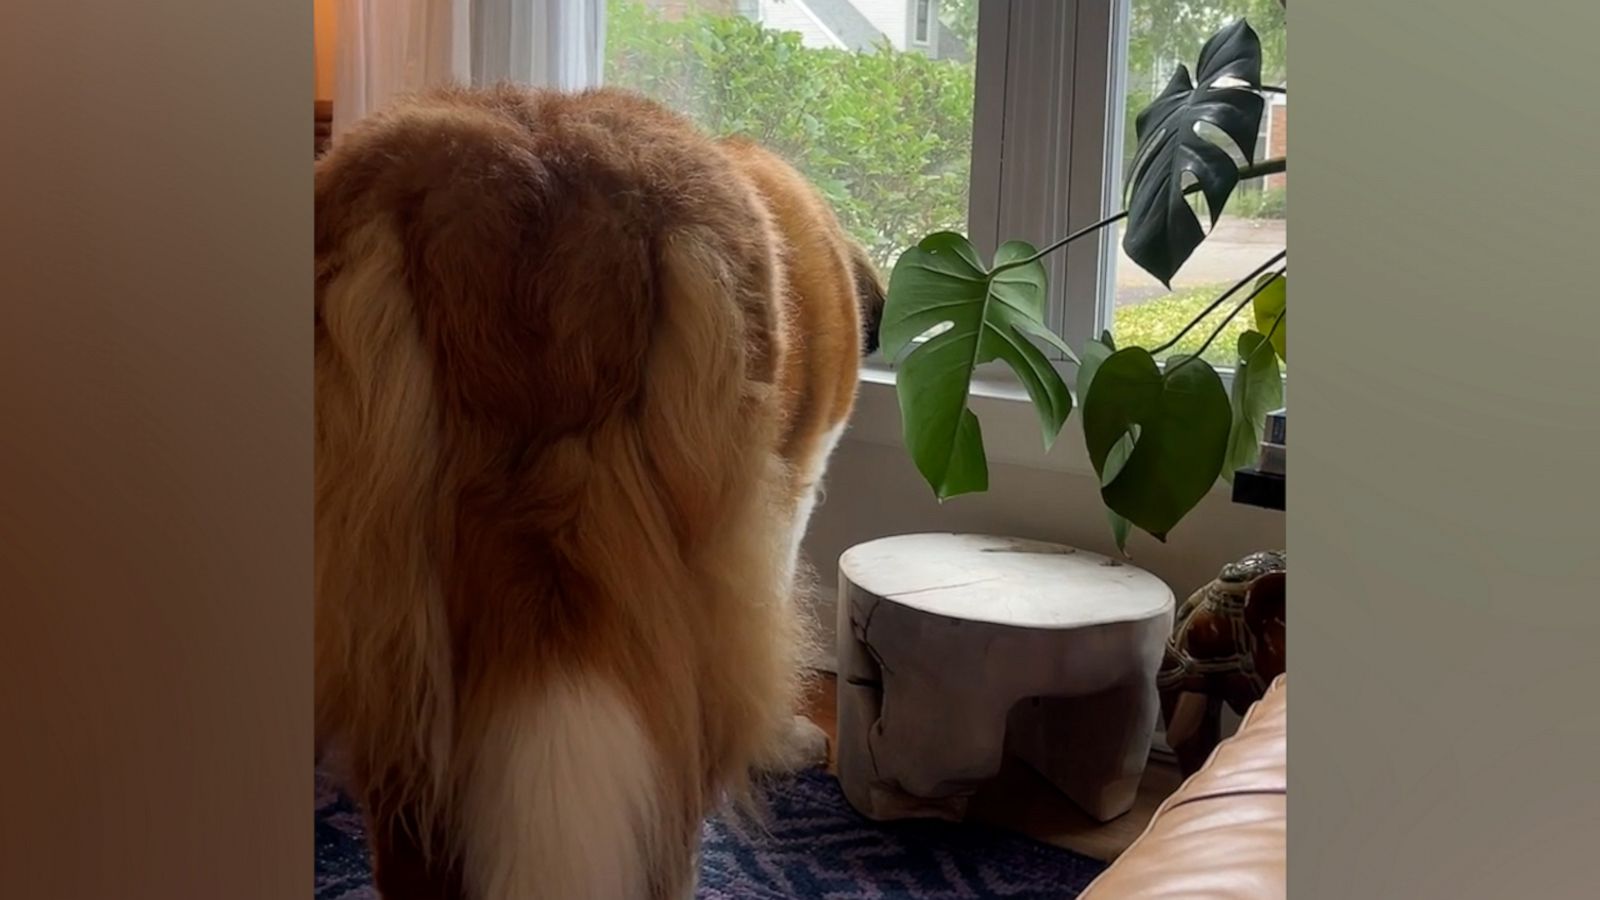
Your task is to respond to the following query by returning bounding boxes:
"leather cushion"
[1079,675,1286,898]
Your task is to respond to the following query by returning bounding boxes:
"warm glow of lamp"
[314,0,336,103]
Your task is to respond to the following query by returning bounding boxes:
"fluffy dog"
[314,85,882,900]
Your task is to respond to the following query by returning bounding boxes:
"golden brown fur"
[314,85,881,900]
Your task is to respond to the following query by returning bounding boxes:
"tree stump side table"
[835,533,1175,824]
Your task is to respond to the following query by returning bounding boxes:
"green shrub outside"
[605,0,975,271]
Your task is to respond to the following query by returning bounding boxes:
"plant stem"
[1013,212,1128,267]
[1161,265,1286,381]
[992,157,1287,274]
[1193,267,1285,359]
[1262,307,1286,345]
[1236,156,1287,180]
[1150,252,1286,356]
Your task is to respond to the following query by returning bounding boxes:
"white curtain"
[332,0,606,140]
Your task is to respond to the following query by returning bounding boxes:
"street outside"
[1113,216,1286,306]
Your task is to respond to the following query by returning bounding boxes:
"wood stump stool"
[835,533,1175,824]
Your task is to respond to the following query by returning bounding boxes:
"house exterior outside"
[647,0,966,59]
[753,0,959,57]
[1263,91,1287,190]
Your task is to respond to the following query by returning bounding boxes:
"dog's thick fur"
[314,85,883,900]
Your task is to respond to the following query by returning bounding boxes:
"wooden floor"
[801,673,1184,863]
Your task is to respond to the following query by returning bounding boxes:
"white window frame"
[972,0,1122,360]
[868,1,1278,400]
[868,0,1126,392]
[912,0,934,47]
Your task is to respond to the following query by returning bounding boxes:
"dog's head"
[847,241,886,357]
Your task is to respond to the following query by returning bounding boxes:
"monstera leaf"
[1123,19,1265,286]
[1251,271,1287,361]
[1077,333,1133,552]
[881,232,1075,500]
[1223,330,1284,482]
[1082,349,1232,541]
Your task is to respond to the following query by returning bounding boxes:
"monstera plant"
[881,17,1287,553]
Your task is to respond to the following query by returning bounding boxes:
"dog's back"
[315,86,875,900]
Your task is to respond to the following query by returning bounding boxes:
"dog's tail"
[439,219,806,897]
[315,87,805,898]
[451,674,670,899]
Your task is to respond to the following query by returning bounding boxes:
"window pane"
[1107,0,1286,369]
[604,0,978,273]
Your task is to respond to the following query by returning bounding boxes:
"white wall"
[799,377,1286,670]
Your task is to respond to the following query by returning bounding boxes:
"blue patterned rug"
[316,767,1107,899]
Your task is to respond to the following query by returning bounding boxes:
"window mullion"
[984,0,1116,362]
[1063,0,1122,354]
[965,0,1012,263]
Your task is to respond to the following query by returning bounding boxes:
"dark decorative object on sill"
[1233,406,1283,509]
[1157,550,1286,775]
[1232,468,1284,510]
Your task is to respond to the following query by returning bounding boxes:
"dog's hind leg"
[364,800,464,900]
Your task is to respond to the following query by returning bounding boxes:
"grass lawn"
[1112,283,1259,369]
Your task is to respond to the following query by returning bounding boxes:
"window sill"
[860,360,1037,399]
[852,362,1099,478]
[851,362,1272,501]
